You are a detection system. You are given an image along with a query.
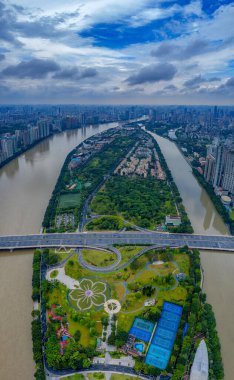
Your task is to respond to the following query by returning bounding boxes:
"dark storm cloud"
[1,59,60,79]
[212,76,234,95]
[126,63,177,85]
[151,43,175,58]
[151,39,210,60]
[195,77,234,98]
[164,84,177,91]
[184,75,204,88]
[184,75,221,88]
[182,40,209,59]
[208,77,221,82]
[225,77,234,87]
[15,18,67,39]
[53,67,98,80]
[0,1,21,45]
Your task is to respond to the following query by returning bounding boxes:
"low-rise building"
[165,215,182,226]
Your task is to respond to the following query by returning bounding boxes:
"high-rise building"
[213,145,224,187]
[38,120,50,139]
[222,150,234,194]
[1,138,14,159]
[204,154,216,183]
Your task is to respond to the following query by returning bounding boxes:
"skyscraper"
[222,150,234,194]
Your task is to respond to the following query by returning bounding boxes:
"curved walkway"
[115,245,173,273]
[46,363,154,379]
[77,246,122,272]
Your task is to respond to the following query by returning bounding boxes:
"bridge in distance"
[0,232,234,252]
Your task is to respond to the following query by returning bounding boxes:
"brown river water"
[0,123,117,380]
[151,132,234,380]
[0,124,233,379]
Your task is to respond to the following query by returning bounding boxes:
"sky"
[0,0,233,105]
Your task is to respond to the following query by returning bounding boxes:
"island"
[31,123,224,380]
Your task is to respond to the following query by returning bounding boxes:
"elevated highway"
[0,231,234,252]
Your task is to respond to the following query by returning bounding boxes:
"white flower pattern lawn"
[69,278,107,311]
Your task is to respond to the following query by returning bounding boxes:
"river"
[150,132,234,380]
[0,124,233,380]
[0,123,118,380]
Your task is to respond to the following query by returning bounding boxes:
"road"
[0,231,234,251]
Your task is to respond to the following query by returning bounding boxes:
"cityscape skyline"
[0,0,233,105]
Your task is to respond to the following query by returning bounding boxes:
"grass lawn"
[44,249,73,265]
[50,270,58,279]
[48,248,73,263]
[230,211,234,220]
[111,282,126,300]
[111,375,143,380]
[118,312,137,332]
[122,293,149,312]
[117,245,146,265]
[67,318,91,347]
[61,375,85,380]
[135,269,156,285]
[149,261,177,275]
[87,373,105,380]
[157,285,187,307]
[82,249,116,267]
[174,253,190,275]
[58,193,81,210]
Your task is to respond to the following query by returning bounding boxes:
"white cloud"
[1,0,233,104]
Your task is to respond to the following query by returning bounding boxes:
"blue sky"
[0,0,233,104]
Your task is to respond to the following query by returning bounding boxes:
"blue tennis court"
[158,319,178,331]
[129,317,155,343]
[156,327,176,340]
[163,302,182,315]
[145,302,183,370]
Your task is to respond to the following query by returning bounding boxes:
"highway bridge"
[0,231,234,252]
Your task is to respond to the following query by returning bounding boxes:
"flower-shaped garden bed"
[69,278,109,311]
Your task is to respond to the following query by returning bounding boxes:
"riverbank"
[0,133,54,170]
[145,123,234,236]
[173,139,234,236]
[0,119,129,171]
[192,169,234,235]
[148,131,233,379]
[0,122,120,380]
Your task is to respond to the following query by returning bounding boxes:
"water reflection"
[150,131,229,235]
[24,140,51,166]
[0,158,20,179]
[81,126,87,138]
[200,191,213,230]
[66,129,79,141]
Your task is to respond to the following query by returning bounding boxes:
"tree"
[115,330,128,348]
[142,285,155,297]
[74,330,81,342]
